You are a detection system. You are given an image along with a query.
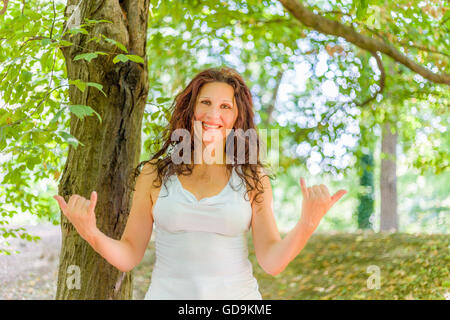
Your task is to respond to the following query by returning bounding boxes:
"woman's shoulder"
[137,160,160,190]
[141,160,158,174]
[136,161,164,207]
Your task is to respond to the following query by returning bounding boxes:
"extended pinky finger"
[300,177,309,198]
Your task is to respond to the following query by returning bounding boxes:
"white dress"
[144,166,263,300]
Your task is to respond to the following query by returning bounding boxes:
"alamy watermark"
[65,1,83,31]
[170,121,279,168]
[66,264,81,290]
[366,265,381,289]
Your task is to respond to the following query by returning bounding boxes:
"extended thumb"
[89,191,97,207]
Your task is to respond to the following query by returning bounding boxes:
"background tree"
[355,139,375,229]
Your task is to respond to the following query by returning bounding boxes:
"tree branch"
[265,70,284,125]
[279,0,450,85]
[357,51,386,107]
[0,0,8,15]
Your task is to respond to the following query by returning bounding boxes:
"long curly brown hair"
[129,66,275,204]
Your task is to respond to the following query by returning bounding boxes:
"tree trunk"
[55,0,149,299]
[356,127,375,229]
[380,120,398,232]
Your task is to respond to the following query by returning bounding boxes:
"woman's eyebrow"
[199,96,233,103]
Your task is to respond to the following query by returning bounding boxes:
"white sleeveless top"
[144,166,263,300]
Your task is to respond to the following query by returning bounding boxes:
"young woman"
[53,67,347,300]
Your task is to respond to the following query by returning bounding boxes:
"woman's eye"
[201,101,231,109]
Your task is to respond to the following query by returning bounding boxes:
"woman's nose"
[205,105,221,117]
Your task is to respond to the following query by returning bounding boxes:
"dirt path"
[0,223,61,300]
[0,223,153,300]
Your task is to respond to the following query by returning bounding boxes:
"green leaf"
[94,51,108,56]
[69,79,106,97]
[356,0,368,20]
[40,50,54,72]
[73,52,98,62]
[31,131,47,145]
[69,79,86,92]
[41,38,52,46]
[58,130,75,141]
[49,108,66,124]
[86,82,107,97]
[84,18,113,25]
[0,127,6,151]
[113,54,129,64]
[68,104,102,124]
[156,97,171,103]
[58,130,85,147]
[16,68,27,84]
[126,54,145,64]
[151,111,160,120]
[25,155,41,170]
[68,27,89,35]
[87,36,101,44]
[59,40,74,47]
[101,35,128,53]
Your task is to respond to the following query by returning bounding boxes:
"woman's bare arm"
[63,162,156,273]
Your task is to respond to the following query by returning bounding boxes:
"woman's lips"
[202,122,222,131]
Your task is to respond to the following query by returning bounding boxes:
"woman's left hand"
[298,177,347,233]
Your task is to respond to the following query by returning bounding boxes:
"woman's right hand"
[53,191,99,242]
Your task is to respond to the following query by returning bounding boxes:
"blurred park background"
[0,0,448,299]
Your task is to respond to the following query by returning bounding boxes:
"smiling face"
[193,81,238,146]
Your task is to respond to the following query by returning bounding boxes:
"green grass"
[133,231,449,300]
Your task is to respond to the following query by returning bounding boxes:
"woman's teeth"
[203,122,221,129]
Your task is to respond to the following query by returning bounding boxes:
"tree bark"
[55,0,149,299]
[380,120,398,232]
